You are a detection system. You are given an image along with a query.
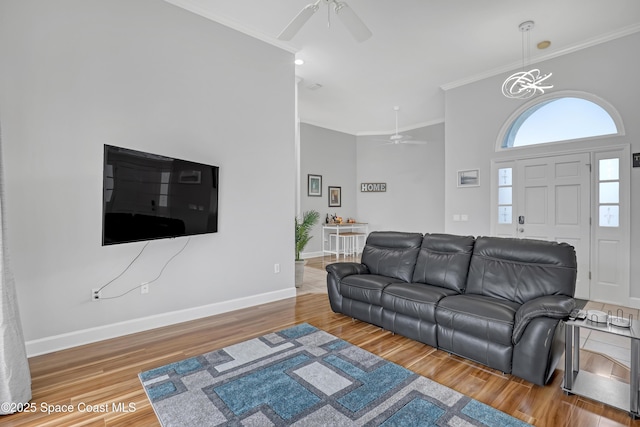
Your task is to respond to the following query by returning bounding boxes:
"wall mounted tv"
[103,145,219,245]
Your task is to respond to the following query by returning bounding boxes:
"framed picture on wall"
[308,174,322,197]
[457,169,480,187]
[328,186,341,207]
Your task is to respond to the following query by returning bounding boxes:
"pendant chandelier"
[502,21,553,99]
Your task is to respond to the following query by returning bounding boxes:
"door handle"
[519,228,524,233]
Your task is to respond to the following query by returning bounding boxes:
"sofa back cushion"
[465,236,577,304]
[361,231,423,283]
[412,234,475,293]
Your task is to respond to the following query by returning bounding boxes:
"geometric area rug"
[139,323,531,426]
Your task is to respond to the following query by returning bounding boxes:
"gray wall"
[356,124,445,233]
[299,122,446,255]
[444,32,640,295]
[299,123,357,256]
[0,0,295,353]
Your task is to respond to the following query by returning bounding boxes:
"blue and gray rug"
[139,323,530,426]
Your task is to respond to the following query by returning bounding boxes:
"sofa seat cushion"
[435,294,521,346]
[381,283,458,323]
[341,274,397,305]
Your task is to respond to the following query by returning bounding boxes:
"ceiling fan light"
[333,2,372,42]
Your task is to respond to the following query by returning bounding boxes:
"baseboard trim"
[25,288,297,357]
[301,251,323,259]
[627,297,640,310]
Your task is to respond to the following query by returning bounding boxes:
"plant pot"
[295,260,306,288]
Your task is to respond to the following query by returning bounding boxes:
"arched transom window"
[502,96,620,149]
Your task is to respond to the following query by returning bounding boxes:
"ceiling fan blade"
[334,2,372,42]
[395,134,430,145]
[401,140,429,145]
[378,136,430,146]
[379,138,406,145]
[277,2,320,41]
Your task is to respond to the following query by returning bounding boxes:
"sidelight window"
[598,158,619,227]
[497,167,513,224]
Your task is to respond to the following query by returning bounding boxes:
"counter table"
[322,223,368,259]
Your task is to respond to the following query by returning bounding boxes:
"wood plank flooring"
[3,261,639,426]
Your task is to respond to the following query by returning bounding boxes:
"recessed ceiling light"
[294,59,305,65]
[537,40,551,49]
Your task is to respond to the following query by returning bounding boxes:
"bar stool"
[338,232,369,257]
[350,232,367,255]
[339,232,366,255]
[329,233,354,258]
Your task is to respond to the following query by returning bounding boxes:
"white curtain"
[0,121,31,415]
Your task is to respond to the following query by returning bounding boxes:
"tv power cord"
[93,237,191,300]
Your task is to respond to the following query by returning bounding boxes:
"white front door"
[516,153,591,299]
[492,148,631,304]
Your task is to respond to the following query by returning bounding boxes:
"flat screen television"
[102,145,219,245]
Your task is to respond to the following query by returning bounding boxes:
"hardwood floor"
[3,259,638,426]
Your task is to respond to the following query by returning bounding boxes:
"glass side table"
[562,314,640,418]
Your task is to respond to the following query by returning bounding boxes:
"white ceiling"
[165,0,640,135]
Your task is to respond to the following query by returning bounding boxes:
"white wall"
[299,123,357,256]
[0,0,296,354]
[444,32,640,295]
[356,124,445,233]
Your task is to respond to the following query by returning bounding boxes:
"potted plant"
[295,210,320,287]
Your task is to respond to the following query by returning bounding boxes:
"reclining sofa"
[326,231,577,385]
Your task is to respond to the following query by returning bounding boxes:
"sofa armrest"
[325,263,369,314]
[325,262,369,280]
[512,295,575,344]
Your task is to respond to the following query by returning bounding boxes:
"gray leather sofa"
[326,231,577,385]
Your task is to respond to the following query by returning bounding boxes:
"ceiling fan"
[278,0,372,43]
[379,107,429,145]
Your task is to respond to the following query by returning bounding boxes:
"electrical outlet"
[274,263,280,274]
[141,283,149,294]
[92,288,101,301]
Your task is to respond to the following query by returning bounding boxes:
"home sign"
[361,183,387,192]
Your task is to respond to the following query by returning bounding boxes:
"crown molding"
[441,23,640,91]
[299,119,358,136]
[164,0,298,54]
